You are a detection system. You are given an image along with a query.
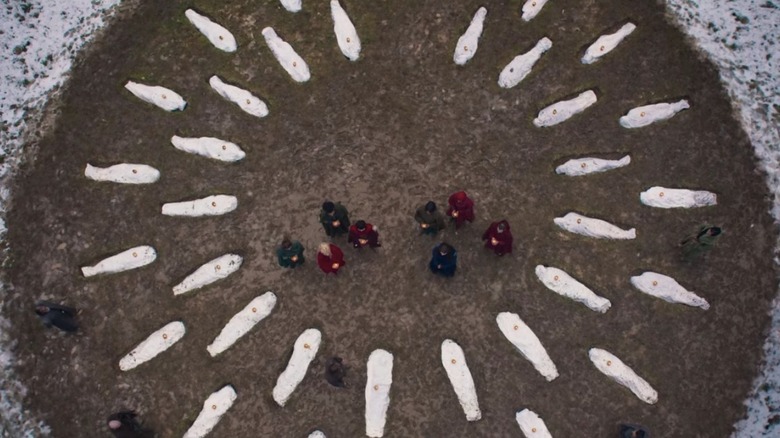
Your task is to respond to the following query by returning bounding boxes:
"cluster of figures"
[277,191,514,277]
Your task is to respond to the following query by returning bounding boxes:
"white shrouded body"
[280,0,301,12]
[209,75,269,118]
[453,7,487,66]
[640,186,717,208]
[85,163,160,184]
[534,265,612,313]
[582,23,636,64]
[589,348,658,404]
[441,339,482,421]
[207,292,277,356]
[331,0,361,61]
[161,195,238,217]
[497,312,559,381]
[119,321,185,371]
[81,245,156,277]
[262,27,311,83]
[620,99,690,128]
[498,37,552,88]
[515,409,552,438]
[124,81,186,111]
[184,9,237,52]
[630,272,710,309]
[173,254,243,295]
[555,155,630,176]
[182,385,237,438]
[521,0,549,22]
[170,135,245,162]
[533,90,597,127]
[308,431,326,438]
[366,349,394,437]
[273,328,321,406]
[554,212,636,240]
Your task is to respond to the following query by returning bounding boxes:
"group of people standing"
[276,191,515,277]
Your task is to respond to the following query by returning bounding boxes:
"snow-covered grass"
[0,0,777,436]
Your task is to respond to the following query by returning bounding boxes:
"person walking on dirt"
[34,300,78,332]
[446,191,475,229]
[317,242,346,274]
[107,410,153,437]
[482,220,513,256]
[429,242,457,277]
[320,201,350,238]
[277,237,305,268]
[680,225,722,261]
[325,356,348,388]
[415,201,446,235]
[348,220,381,249]
[619,423,649,438]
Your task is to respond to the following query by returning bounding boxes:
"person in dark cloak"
[348,220,381,249]
[107,411,153,438]
[324,356,347,388]
[446,191,475,229]
[414,201,446,235]
[319,201,350,238]
[619,423,650,438]
[276,237,305,268]
[429,243,457,277]
[680,225,722,261]
[482,220,513,256]
[317,242,346,274]
[34,300,78,332]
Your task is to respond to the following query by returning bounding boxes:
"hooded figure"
[317,243,346,274]
[680,225,722,261]
[446,191,475,229]
[107,411,152,438]
[35,301,78,332]
[482,220,513,256]
[415,201,446,235]
[277,237,305,268]
[429,243,457,277]
[325,356,347,388]
[348,220,381,248]
[620,424,650,438]
[319,201,351,237]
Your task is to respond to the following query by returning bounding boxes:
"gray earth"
[3,0,777,436]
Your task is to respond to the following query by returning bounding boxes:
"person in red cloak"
[446,191,475,229]
[482,220,513,256]
[317,242,345,274]
[348,220,381,249]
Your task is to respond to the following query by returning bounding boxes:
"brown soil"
[4,0,777,436]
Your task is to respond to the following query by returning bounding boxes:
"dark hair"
[438,243,451,255]
[497,222,506,232]
[709,227,722,236]
[356,220,366,230]
[425,201,436,212]
[281,238,292,248]
[322,201,335,213]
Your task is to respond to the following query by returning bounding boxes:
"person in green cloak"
[277,237,305,268]
[680,225,722,261]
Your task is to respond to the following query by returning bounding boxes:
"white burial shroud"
[124,81,186,112]
[262,27,311,83]
[331,0,361,61]
[280,0,301,13]
[273,328,321,406]
[630,272,710,309]
[516,409,553,438]
[366,349,394,438]
[555,155,630,177]
[161,195,237,217]
[308,431,326,438]
[119,321,185,371]
[533,90,597,127]
[496,312,559,381]
[207,292,277,356]
[184,9,237,52]
[453,7,487,66]
[182,385,238,438]
[534,266,612,313]
[640,186,717,209]
[582,22,636,64]
[620,99,690,128]
[589,348,658,404]
[170,135,246,162]
[209,75,269,118]
[81,245,156,277]
[441,339,482,421]
[85,163,160,184]
[498,37,552,89]
[554,212,636,240]
[521,0,549,22]
[173,254,243,295]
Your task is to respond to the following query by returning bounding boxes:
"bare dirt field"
[4,0,778,436]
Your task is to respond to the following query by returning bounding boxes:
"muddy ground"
[4,0,778,436]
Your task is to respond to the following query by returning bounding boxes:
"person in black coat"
[324,356,347,388]
[108,411,153,438]
[34,300,78,332]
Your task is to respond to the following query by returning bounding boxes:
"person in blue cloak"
[429,242,457,277]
